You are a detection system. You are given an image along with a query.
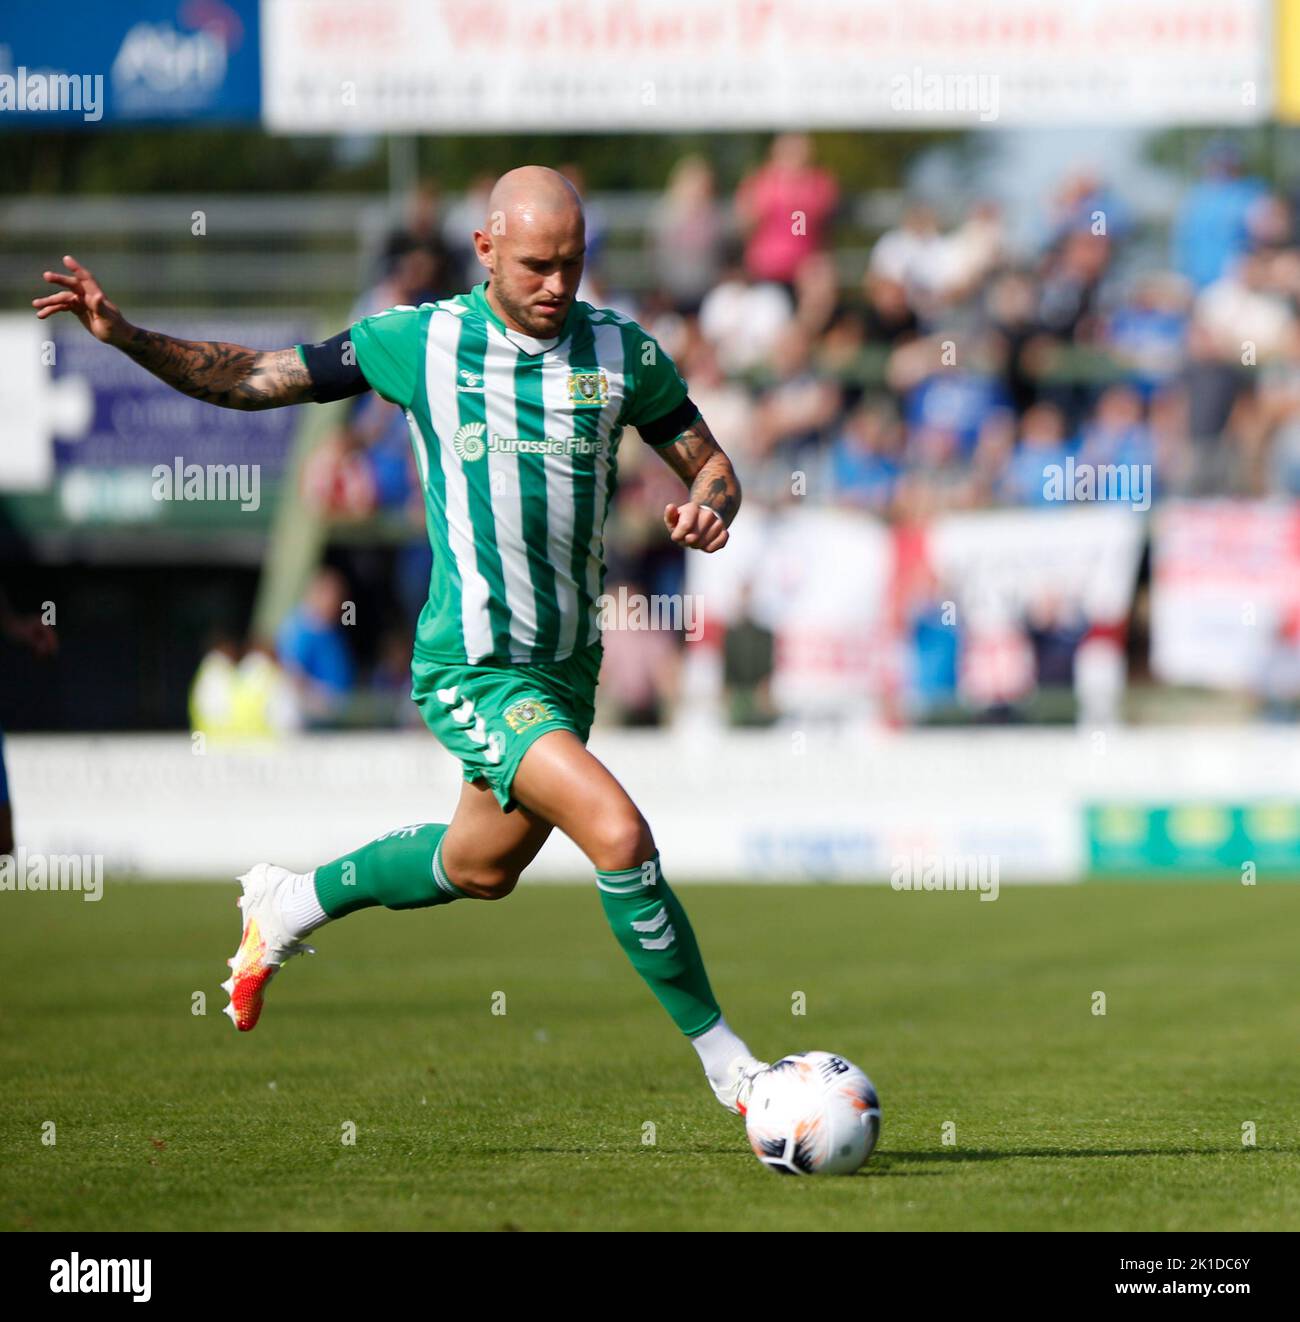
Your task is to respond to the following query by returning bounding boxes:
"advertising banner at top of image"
[0,0,261,127]
[262,0,1270,132]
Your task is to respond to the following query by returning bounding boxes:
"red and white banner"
[1151,501,1300,689]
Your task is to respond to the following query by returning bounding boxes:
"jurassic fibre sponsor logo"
[451,422,604,462]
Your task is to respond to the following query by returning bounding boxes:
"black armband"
[638,395,701,447]
[297,330,371,403]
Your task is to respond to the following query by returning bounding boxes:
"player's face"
[481,212,585,338]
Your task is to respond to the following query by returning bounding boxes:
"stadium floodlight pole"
[31,166,768,1121]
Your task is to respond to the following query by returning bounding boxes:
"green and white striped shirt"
[349,281,697,665]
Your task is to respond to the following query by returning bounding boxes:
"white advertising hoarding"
[262,0,1270,132]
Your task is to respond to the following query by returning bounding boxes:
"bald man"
[34,166,768,1116]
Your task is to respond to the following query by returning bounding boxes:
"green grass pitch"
[3,879,1299,1231]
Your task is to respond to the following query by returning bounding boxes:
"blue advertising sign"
[51,318,308,476]
[0,0,260,126]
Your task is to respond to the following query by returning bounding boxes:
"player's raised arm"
[654,414,742,553]
[32,254,324,411]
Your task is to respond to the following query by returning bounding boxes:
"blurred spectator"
[354,237,448,321]
[1049,169,1133,247]
[1255,605,1300,721]
[560,162,611,271]
[651,154,729,315]
[597,580,680,726]
[370,628,423,729]
[749,325,844,499]
[190,635,299,738]
[1077,385,1155,475]
[1037,231,1110,341]
[905,583,961,722]
[1106,273,1191,399]
[735,133,839,291]
[698,242,794,374]
[722,583,776,726]
[678,332,761,501]
[828,399,903,513]
[276,569,356,724]
[443,171,495,287]
[1192,250,1293,364]
[1000,402,1072,506]
[889,333,1014,463]
[1174,138,1264,290]
[860,269,920,348]
[984,268,1042,416]
[869,203,945,312]
[1172,138,1269,290]
[378,178,458,297]
[1025,593,1087,689]
[929,201,1005,307]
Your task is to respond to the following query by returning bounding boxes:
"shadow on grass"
[873,1146,1290,1165]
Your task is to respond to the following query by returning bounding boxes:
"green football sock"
[312,823,468,918]
[596,854,722,1037]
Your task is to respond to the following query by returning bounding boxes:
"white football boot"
[221,863,316,1032]
[711,1055,771,1116]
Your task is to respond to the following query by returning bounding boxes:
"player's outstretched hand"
[32,255,129,345]
[664,502,729,552]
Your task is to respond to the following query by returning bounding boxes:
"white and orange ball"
[745,1051,880,1175]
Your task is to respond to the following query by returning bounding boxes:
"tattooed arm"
[32,255,314,410]
[651,414,742,553]
[117,334,312,411]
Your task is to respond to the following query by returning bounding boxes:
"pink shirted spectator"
[736,133,839,287]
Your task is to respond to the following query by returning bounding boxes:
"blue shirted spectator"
[904,372,1012,457]
[277,568,356,722]
[830,401,903,511]
[1001,403,1074,506]
[1172,140,1269,289]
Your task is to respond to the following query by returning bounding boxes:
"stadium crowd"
[249,135,1300,731]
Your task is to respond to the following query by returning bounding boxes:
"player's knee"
[587,810,654,873]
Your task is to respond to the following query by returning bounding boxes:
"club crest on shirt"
[503,699,554,733]
[567,370,609,408]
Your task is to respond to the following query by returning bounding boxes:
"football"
[745,1051,881,1176]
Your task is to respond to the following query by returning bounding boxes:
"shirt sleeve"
[624,326,697,445]
[348,305,425,408]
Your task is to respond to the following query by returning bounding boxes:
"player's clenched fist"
[664,502,729,552]
[31,255,129,346]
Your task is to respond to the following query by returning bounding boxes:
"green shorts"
[410,641,602,811]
